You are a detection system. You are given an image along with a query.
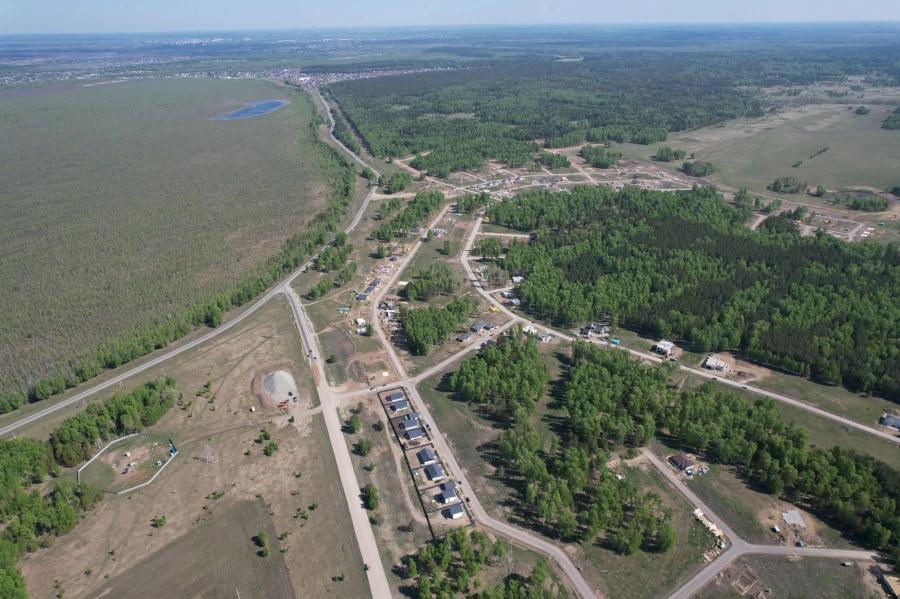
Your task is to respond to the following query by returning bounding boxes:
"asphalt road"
[641,449,877,599]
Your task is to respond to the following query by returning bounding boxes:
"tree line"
[486,184,900,399]
[372,190,445,242]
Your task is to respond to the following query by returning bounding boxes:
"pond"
[211,100,287,120]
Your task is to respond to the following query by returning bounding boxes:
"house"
[655,340,675,357]
[471,321,486,332]
[399,419,419,431]
[364,286,376,294]
[441,480,457,491]
[457,332,474,343]
[372,278,382,286]
[703,355,728,371]
[385,391,405,403]
[510,298,521,306]
[538,333,552,342]
[484,323,496,330]
[424,463,445,481]
[501,290,515,299]
[439,488,459,504]
[447,504,464,519]
[606,452,621,469]
[416,447,437,465]
[403,412,420,422]
[412,226,422,234]
[669,454,695,470]
[391,400,410,412]
[356,318,367,326]
[405,428,423,441]
[511,276,525,284]
[356,294,368,301]
[880,414,900,430]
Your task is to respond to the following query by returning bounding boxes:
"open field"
[80,434,174,493]
[16,295,369,598]
[617,101,900,195]
[0,78,348,393]
[696,554,881,599]
[688,462,854,549]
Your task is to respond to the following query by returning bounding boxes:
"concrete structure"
[703,355,728,371]
[416,447,437,466]
[424,463,444,481]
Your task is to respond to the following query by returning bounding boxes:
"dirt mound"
[263,370,299,404]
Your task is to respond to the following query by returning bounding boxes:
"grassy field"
[80,434,174,493]
[16,295,369,598]
[0,78,346,392]
[617,102,900,194]
[696,554,880,599]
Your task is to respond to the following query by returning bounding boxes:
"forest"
[447,335,900,562]
[326,55,758,177]
[372,190,445,242]
[486,184,900,399]
[402,297,477,355]
[0,379,175,598]
[681,161,715,177]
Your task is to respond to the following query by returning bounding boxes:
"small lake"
[211,100,287,120]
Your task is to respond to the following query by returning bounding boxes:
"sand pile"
[263,370,299,403]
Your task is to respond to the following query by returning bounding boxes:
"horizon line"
[3,20,900,37]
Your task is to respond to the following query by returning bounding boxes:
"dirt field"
[18,297,369,599]
[696,554,881,599]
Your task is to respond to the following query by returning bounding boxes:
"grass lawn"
[0,78,349,393]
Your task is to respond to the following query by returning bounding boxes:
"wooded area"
[487,185,900,399]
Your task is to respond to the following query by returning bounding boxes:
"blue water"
[211,100,286,120]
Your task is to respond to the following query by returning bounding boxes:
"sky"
[2,0,899,35]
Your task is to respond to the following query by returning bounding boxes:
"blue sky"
[2,0,899,34]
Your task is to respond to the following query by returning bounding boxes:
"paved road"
[283,285,392,598]
[640,449,877,599]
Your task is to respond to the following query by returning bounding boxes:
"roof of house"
[372,278,382,285]
[657,340,675,352]
[386,392,405,402]
[403,412,420,421]
[416,448,436,464]
[364,286,376,294]
[670,454,695,469]
[441,480,457,491]
[471,321,486,331]
[440,489,457,503]
[448,503,464,516]
[881,414,900,429]
[356,294,368,301]
[424,463,444,480]
[391,400,410,411]
[457,332,474,342]
[399,420,418,430]
[406,428,423,440]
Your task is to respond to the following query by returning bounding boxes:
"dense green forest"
[847,196,890,212]
[0,379,175,598]
[681,161,715,177]
[579,145,622,169]
[326,56,757,177]
[0,97,357,415]
[447,336,900,559]
[654,147,687,162]
[769,176,807,193]
[486,184,900,399]
[402,297,476,355]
